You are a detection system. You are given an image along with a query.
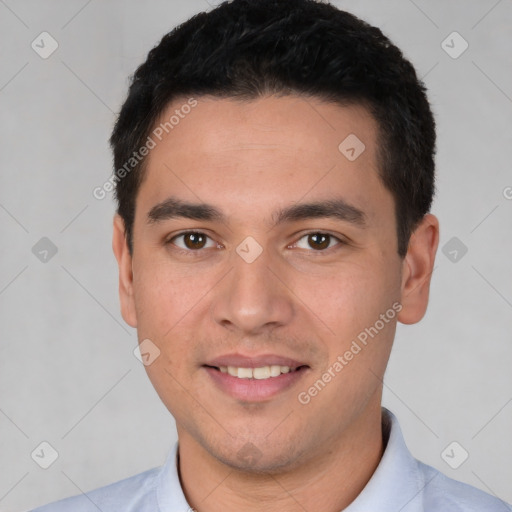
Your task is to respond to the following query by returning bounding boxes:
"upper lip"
[204,353,308,369]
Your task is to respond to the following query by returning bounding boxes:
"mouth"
[202,354,310,401]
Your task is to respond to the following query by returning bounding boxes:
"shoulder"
[379,409,510,512]
[30,466,161,512]
[417,460,511,512]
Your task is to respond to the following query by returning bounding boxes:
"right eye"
[166,231,222,254]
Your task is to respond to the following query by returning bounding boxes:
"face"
[113,95,438,473]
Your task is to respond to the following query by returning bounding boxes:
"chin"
[207,436,307,475]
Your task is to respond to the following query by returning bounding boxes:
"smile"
[203,363,309,402]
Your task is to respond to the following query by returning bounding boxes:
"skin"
[112,95,439,512]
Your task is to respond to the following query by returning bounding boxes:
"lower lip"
[204,366,308,402]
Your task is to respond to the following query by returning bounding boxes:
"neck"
[177,402,385,512]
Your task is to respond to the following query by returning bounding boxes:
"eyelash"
[166,230,346,256]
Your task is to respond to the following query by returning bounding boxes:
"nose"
[210,247,295,335]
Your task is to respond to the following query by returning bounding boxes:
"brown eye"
[183,232,207,249]
[170,232,216,251]
[293,232,342,252]
[307,233,331,250]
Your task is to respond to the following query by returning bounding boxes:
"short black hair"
[110,0,436,257]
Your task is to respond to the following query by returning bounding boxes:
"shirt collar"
[156,443,190,512]
[345,407,434,512]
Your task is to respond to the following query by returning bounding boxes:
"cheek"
[130,255,216,366]
[296,263,399,407]
[131,258,189,335]
[300,258,398,340]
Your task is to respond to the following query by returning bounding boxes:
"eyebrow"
[147,196,367,228]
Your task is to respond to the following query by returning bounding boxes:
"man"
[32,0,510,510]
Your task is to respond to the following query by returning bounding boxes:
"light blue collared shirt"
[31,409,511,511]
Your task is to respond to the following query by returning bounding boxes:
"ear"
[398,213,439,325]
[112,215,137,328]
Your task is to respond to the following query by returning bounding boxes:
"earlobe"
[398,213,439,325]
[112,215,138,328]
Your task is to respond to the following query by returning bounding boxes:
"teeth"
[219,365,298,379]
[238,367,253,379]
[253,366,270,379]
[270,365,282,377]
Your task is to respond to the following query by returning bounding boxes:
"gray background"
[1,1,511,511]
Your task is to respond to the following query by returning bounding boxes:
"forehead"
[138,95,391,226]
[150,95,377,159]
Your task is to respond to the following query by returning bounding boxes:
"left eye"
[294,233,342,251]
[170,232,217,250]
